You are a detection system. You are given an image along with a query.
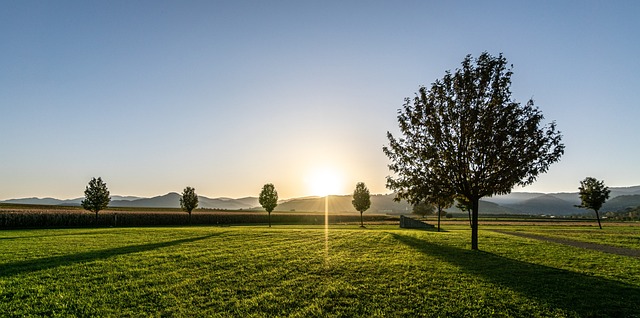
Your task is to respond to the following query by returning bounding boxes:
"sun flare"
[306,167,344,197]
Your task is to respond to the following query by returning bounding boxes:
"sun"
[306,167,344,196]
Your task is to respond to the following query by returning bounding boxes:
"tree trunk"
[595,209,602,229]
[189,211,192,225]
[268,211,271,228]
[360,211,364,227]
[95,211,99,227]
[471,198,479,250]
[437,207,441,232]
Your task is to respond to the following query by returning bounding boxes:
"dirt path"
[492,230,640,258]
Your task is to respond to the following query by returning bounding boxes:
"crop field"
[1,225,639,317]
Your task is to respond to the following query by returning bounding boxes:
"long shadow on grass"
[391,233,640,317]
[0,230,119,241]
[0,234,218,278]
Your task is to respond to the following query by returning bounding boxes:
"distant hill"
[447,200,523,215]
[3,185,640,215]
[4,195,141,206]
[272,194,412,214]
[2,194,258,210]
[506,194,583,215]
[110,193,259,210]
[602,195,640,212]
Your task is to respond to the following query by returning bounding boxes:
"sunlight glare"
[306,167,344,196]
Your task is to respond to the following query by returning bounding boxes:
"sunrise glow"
[306,167,344,197]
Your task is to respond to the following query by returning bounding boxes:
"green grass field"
[1,225,639,317]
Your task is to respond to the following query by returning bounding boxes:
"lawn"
[488,225,640,250]
[1,225,639,317]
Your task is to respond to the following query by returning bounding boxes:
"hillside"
[273,194,412,214]
[447,200,523,215]
[602,195,640,212]
[3,185,640,215]
[506,194,583,215]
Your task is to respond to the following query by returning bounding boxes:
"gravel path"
[492,230,640,258]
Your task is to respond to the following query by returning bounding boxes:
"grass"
[489,226,640,250]
[1,225,639,317]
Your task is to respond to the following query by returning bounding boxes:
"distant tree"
[427,193,455,232]
[412,201,434,218]
[577,177,610,229]
[180,186,199,224]
[384,52,564,250]
[81,177,111,226]
[259,183,278,227]
[352,182,371,228]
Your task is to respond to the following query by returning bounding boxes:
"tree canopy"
[426,193,454,232]
[81,177,111,225]
[384,52,564,250]
[180,186,199,224]
[259,183,278,227]
[577,177,610,229]
[352,182,372,227]
[412,201,434,218]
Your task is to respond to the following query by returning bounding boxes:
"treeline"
[0,211,391,229]
[603,206,640,221]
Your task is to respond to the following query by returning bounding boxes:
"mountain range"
[3,185,640,216]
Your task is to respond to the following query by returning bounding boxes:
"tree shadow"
[0,234,218,278]
[391,233,640,317]
[0,230,118,241]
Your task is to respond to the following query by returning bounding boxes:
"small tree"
[259,183,278,227]
[81,177,111,226]
[352,182,371,228]
[412,201,434,218]
[427,194,454,232]
[180,186,199,224]
[577,177,610,229]
[456,196,473,228]
[384,52,564,250]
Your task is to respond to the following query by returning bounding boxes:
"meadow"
[1,224,639,317]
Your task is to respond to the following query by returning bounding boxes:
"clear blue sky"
[1,1,639,200]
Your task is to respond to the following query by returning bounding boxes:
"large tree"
[384,52,564,250]
[577,177,610,229]
[180,186,199,224]
[259,183,278,227]
[81,177,111,226]
[352,182,371,228]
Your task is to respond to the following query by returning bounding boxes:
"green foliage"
[604,206,640,221]
[1,226,639,316]
[412,201,434,217]
[259,183,278,227]
[180,186,199,214]
[577,177,611,229]
[578,177,610,213]
[352,182,371,227]
[351,182,371,213]
[80,177,110,225]
[81,177,110,213]
[427,193,455,232]
[384,52,564,249]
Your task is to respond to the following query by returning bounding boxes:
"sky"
[1,1,639,200]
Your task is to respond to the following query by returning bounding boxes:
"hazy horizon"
[2,1,639,200]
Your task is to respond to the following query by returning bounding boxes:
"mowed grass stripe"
[1,226,639,317]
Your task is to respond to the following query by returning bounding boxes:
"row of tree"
[80,178,374,228]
